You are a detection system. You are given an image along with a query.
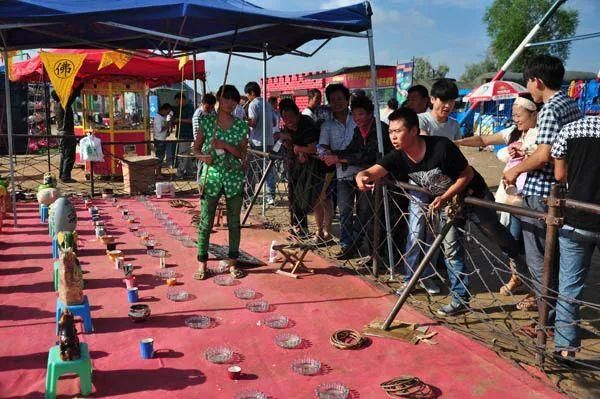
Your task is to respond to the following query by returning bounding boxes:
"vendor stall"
[12,49,205,175]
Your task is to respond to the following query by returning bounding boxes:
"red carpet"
[0,198,565,398]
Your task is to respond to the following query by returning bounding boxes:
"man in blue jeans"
[503,55,582,330]
[551,116,600,361]
[357,108,522,316]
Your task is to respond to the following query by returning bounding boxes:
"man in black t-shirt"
[355,108,521,316]
[551,116,600,360]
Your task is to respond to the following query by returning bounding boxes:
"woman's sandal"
[516,293,538,311]
[500,274,522,295]
[193,268,207,280]
[230,267,246,279]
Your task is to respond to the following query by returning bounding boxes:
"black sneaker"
[436,300,468,316]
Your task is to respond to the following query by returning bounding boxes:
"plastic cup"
[124,276,136,289]
[139,338,154,359]
[228,365,241,380]
[127,287,139,303]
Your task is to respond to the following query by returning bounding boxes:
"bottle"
[269,240,278,263]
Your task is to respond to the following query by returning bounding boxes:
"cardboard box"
[121,156,158,194]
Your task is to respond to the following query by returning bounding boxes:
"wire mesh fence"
[2,137,599,397]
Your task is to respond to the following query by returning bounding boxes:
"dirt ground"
[1,146,599,398]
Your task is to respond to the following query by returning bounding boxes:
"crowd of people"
[153,53,598,363]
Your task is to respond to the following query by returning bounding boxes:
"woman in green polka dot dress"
[192,85,248,280]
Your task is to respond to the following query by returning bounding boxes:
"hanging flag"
[98,51,114,70]
[396,61,414,105]
[178,55,189,70]
[98,50,132,70]
[1,50,18,81]
[39,51,87,108]
[112,52,132,69]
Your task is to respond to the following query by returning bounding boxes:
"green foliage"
[460,51,498,85]
[484,0,579,71]
[413,57,450,81]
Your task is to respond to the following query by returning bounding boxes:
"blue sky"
[202,0,599,91]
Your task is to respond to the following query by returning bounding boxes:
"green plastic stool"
[45,343,92,399]
[53,261,59,292]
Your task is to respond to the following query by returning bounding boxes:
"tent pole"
[367,28,395,278]
[2,48,18,225]
[42,70,51,173]
[261,45,268,216]
[192,53,198,108]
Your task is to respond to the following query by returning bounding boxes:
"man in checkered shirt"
[503,55,582,331]
[551,116,600,361]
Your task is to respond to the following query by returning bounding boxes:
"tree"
[484,0,578,71]
[413,57,450,81]
[460,51,498,85]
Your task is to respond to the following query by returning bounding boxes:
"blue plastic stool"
[45,343,92,399]
[56,296,93,334]
[40,204,49,223]
[52,237,59,259]
[53,261,60,291]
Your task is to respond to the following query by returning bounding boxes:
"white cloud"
[319,0,358,9]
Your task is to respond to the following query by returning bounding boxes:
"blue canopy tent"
[0,1,395,273]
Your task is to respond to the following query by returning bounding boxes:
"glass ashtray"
[274,332,302,349]
[246,300,269,313]
[262,314,288,329]
[315,383,350,399]
[182,239,196,248]
[155,269,177,279]
[204,346,233,364]
[234,287,256,300]
[234,390,267,399]
[185,315,213,329]
[147,249,167,258]
[291,357,321,376]
[213,274,235,286]
[207,260,229,274]
[167,228,183,237]
[175,234,189,242]
[166,288,190,302]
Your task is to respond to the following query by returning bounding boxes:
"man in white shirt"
[244,81,278,204]
[318,83,358,258]
[153,103,172,175]
[192,93,217,139]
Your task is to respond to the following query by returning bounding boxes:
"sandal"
[193,263,207,280]
[230,267,247,279]
[516,293,538,311]
[500,274,522,295]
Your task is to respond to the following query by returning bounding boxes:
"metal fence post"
[536,184,563,365]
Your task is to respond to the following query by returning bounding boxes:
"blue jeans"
[508,215,522,241]
[403,191,436,282]
[337,179,359,249]
[246,146,276,199]
[443,190,522,302]
[555,226,600,351]
[520,195,549,299]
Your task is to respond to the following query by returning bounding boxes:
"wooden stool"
[273,243,315,279]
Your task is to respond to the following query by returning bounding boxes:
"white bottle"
[269,240,278,263]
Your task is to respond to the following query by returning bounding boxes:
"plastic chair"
[56,296,94,334]
[45,342,92,399]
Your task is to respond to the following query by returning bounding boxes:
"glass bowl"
[274,332,302,349]
[147,249,167,258]
[246,300,269,313]
[207,260,229,274]
[315,383,350,399]
[166,287,190,302]
[234,390,267,399]
[185,315,213,329]
[262,314,289,329]
[213,274,235,286]
[141,239,157,249]
[204,346,233,364]
[167,228,183,237]
[291,357,321,376]
[155,269,177,279]
[234,287,256,300]
[182,239,196,248]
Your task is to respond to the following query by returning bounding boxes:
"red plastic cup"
[124,276,136,289]
[227,365,241,380]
